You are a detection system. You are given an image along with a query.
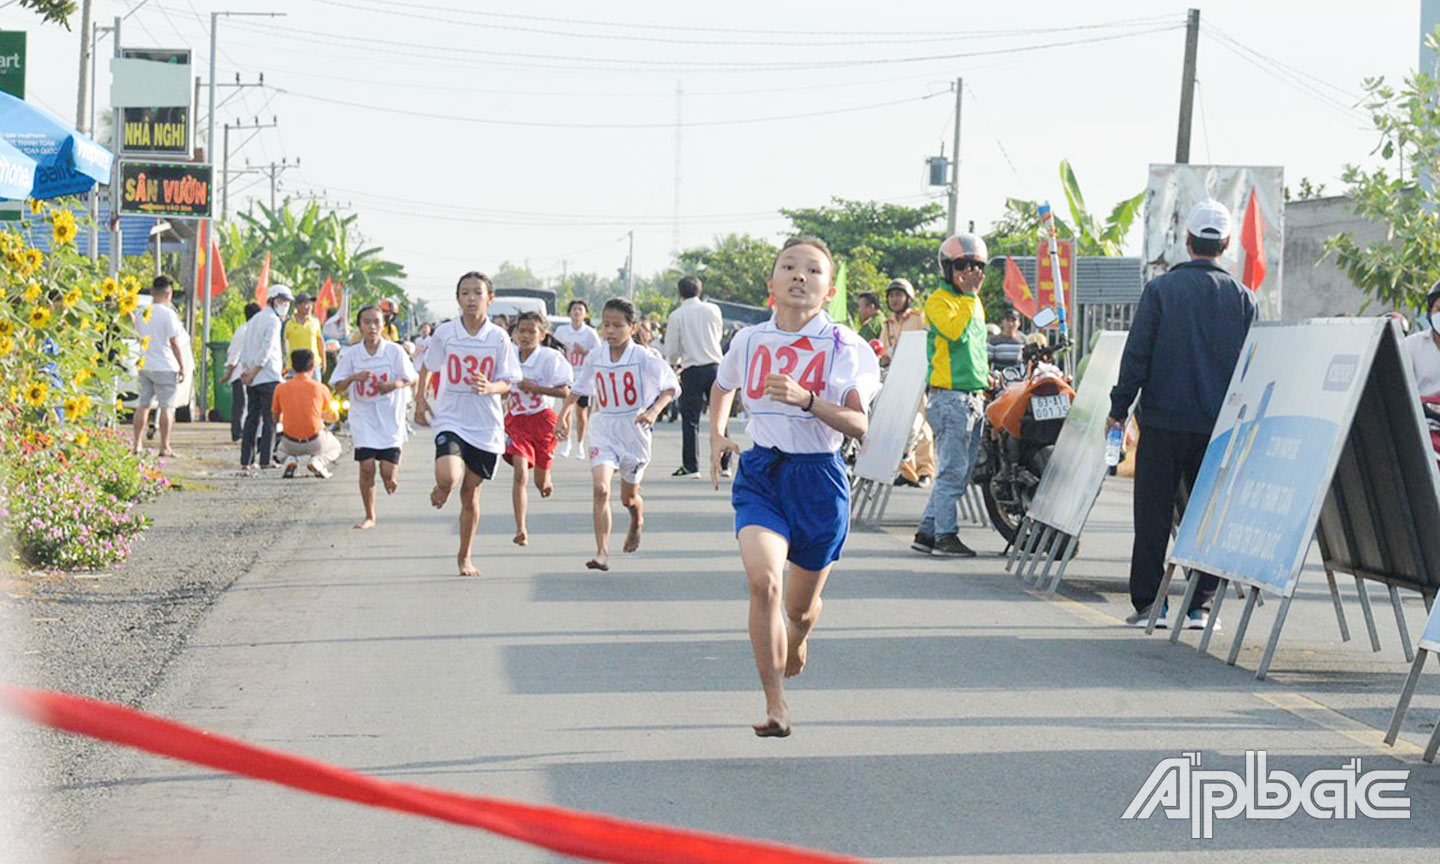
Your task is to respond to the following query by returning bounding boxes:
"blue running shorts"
[732,446,850,571]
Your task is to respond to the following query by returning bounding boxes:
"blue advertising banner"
[1170,320,1384,596]
[1422,604,1440,654]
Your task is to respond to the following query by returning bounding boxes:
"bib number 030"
[446,353,496,386]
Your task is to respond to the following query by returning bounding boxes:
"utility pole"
[945,77,963,236]
[200,10,285,417]
[222,116,278,220]
[673,80,682,255]
[107,15,121,277]
[1175,8,1201,164]
[75,0,93,130]
[625,231,635,298]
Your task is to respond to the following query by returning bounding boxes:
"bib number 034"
[745,344,826,400]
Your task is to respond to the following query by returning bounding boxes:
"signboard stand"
[1155,319,1440,680]
[1384,601,1440,763]
[1003,332,1127,594]
[852,331,927,527]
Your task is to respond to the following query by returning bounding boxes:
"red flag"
[1241,188,1266,292]
[255,251,271,306]
[316,275,337,323]
[194,221,228,301]
[1003,256,1040,320]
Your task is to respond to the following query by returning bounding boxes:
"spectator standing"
[272,348,342,479]
[663,275,729,477]
[913,235,990,558]
[1404,283,1440,398]
[131,275,187,457]
[239,284,293,470]
[285,293,326,375]
[1108,200,1257,629]
[855,292,884,342]
[222,302,262,442]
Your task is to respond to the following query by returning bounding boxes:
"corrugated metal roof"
[1010,256,1144,304]
[19,206,174,257]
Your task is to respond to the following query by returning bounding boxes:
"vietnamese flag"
[1241,188,1266,292]
[316,275,337,323]
[255,251,271,307]
[1002,256,1039,320]
[194,221,228,301]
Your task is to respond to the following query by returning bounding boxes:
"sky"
[0,0,1425,312]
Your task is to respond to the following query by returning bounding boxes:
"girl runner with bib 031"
[330,304,419,530]
[553,299,602,460]
[415,272,522,577]
[505,311,573,546]
[709,236,880,738]
[557,297,679,572]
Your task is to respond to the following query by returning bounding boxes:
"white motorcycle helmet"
[938,232,989,284]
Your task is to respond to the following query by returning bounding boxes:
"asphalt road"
[15,427,1440,862]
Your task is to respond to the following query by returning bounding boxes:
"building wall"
[1282,196,1390,319]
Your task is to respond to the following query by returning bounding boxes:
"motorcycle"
[971,336,1075,543]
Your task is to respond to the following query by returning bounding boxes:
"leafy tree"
[491,261,541,293]
[1285,177,1329,201]
[18,0,74,27]
[781,197,945,292]
[1325,31,1440,310]
[988,160,1143,258]
[674,233,779,306]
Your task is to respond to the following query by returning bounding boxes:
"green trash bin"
[207,341,233,423]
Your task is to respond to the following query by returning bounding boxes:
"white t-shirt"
[716,313,881,454]
[225,319,250,384]
[333,340,418,449]
[136,303,183,373]
[423,318,522,453]
[1404,330,1440,399]
[508,345,573,417]
[572,340,680,451]
[553,322,602,368]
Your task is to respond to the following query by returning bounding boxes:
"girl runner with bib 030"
[557,298,679,572]
[709,236,881,738]
[505,311,573,546]
[415,272,522,577]
[330,304,419,530]
[553,299,602,461]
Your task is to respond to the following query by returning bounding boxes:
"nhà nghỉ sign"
[119,48,190,157]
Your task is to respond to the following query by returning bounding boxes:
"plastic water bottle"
[1105,427,1123,469]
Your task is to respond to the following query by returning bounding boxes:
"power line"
[1200,24,1365,124]
[273,87,942,129]
[314,0,1177,48]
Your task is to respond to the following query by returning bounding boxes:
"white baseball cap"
[1185,199,1232,240]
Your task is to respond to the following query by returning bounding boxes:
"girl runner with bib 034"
[709,236,881,738]
[553,299,602,461]
[415,272,523,577]
[330,304,419,530]
[505,311,573,546]
[557,297,679,573]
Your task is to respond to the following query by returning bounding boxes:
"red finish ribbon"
[1,684,870,864]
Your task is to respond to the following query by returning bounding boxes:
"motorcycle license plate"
[1032,394,1071,421]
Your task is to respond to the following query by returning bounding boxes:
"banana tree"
[988,160,1144,257]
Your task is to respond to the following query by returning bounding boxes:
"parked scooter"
[971,335,1075,543]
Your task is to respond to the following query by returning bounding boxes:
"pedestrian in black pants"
[240,381,278,468]
[237,286,294,469]
[663,275,731,476]
[230,380,247,441]
[1108,200,1257,630]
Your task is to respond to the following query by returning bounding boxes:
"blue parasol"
[0,90,113,200]
[0,136,37,200]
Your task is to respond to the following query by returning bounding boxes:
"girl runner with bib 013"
[709,236,880,738]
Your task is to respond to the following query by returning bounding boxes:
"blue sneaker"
[1185,609,1219,630]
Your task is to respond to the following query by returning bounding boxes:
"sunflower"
[24,249,42,269]
[63,394,92,417]
[0,336,14,355]
[116,294,138,315]
[61,288,81,309]
[23,381,48,407]
[0,318,12,336]
[142,305,153,323]
[121,274,140,294]
[27,198,41,215]
[28,306,51,327]
[3,249,20,267]
[90,281,106,302]
[74,430,90,447]
[7,385,18,404]
[23,282,40,303]
[101,277,118,297]
[136,356,146,370]
[73,367,92,386]
[92,321,105,333]
[50,210,77,246]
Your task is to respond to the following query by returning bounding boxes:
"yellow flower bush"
[24,381,48,407]
[50,209,77,246]
[28,307,50,327]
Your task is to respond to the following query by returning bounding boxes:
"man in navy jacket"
[1108,200,1257,628]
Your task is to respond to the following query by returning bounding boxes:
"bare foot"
[785,635,808,678]
[458,556,482,577]
[539,481,553,498]
[753,705,792,738]
[383,477,399,495]
[585,557,609,572]
[430,485,450,509]
[623,511,643,553]
[512,531,528,546]
[159,449,177,458]
[353,518,376,530]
